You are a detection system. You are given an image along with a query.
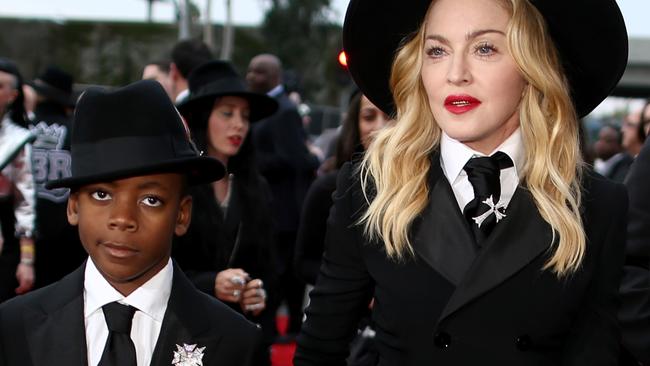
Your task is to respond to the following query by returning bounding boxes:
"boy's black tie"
[99,302,137,366]
[462,151,514,247]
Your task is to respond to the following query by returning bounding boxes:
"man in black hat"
[27,65,86,288]
[0,80,261,366]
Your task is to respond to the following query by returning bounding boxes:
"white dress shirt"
[84,258,173,366]
[267,84,284,98]
[175,88,189,104]
[440,129,525,212]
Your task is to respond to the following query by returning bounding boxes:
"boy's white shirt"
[84,257,173,366]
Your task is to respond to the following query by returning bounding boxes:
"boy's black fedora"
[178,60,278,123]
[27,65,76,107]
[343,0,628,118]
[46,80,225,189]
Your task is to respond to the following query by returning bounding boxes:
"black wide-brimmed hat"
[28,65,76,107]
[177,60,278,123]
[46,80,225,189]
[343,0,628,118]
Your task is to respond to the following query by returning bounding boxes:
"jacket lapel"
[25,264,88,366]
[411,153,477,285]
[439,187,553,321]
[150,263,223,366]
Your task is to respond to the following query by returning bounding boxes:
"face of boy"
[67,173,192,295]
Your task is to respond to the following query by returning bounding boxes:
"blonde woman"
[294,0,629,365]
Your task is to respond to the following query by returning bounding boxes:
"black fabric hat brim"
[343,0,628,118]
[45,155,224,189]
[178,90,278,123]
[27,80,75,107]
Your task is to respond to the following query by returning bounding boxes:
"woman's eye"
[91,191,111,201]
[221,110,233,117]
[475,43,497,56]
[142,196,162,207]
[426,46,446,58]
[361,113,377,122]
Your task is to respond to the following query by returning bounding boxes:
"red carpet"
[271,314,296,366]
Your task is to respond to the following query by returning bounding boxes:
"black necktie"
[462,151,514,247]
[99,302,137,366]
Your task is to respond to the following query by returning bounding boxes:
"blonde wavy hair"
[359,0,585,276]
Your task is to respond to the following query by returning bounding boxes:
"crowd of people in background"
[0,10,649,362]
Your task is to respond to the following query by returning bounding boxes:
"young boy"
[0,80,261,366]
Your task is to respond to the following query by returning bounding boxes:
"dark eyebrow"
[425,29,506,44]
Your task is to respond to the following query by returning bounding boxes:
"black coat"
[294,170,338,285]
[252,92,319,233]
[173,178,275,299]
[619,138,650,364]
[0,262,261,366]
[294,156,627,366]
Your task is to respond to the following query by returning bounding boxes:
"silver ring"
[230,276,245,286]
[245,303,264,311]
[233,289,241,298]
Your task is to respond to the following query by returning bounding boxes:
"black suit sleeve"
[563,182,628,365]
[294,163,374,366]
[620,139,650,364]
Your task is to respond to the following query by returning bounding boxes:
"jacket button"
[515,335,532,351]
[434,331,451,348]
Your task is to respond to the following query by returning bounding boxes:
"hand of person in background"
[215,268,249,303]
[15,264,34,294]
[15,237,35,294]
[240,278,266,316]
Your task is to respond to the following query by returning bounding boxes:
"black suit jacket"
[620,138,650,364]
[0,261,261,366]
[252,92,319,232]
[294,156,627,366]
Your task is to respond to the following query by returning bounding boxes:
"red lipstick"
[228,136,243,147]
[444,95,481,114]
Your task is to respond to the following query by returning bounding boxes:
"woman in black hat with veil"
[294,0,629,365]
[173,60,278,364]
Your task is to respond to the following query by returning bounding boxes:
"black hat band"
[73,135,198,178]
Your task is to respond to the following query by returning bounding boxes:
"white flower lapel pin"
[472,195,507,228]
[172,343,206,366]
